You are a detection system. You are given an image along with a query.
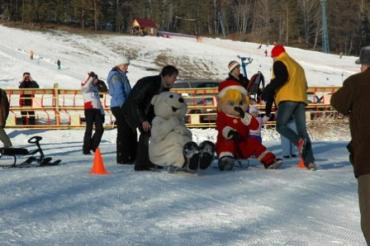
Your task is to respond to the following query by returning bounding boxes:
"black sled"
[0,136,61,168]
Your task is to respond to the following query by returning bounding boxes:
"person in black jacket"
[19,72,39,125]
[122,65,179,171]
[0,88,12,147]
[226,60,249,90]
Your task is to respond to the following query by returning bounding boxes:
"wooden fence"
[4,85,341,129]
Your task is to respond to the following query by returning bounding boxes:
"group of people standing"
[83,45,317,171]
[81,56,179,171]
[0,43,369,243]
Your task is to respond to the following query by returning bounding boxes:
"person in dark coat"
[19,72,39,125]
[122,65,179,171]
[331,46,370,245]
[0,88,12,147]
[226,60,249,90]
[107,56,136,164]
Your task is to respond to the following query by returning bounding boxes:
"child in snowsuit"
[248,104,269,143]
[81,72,105,155]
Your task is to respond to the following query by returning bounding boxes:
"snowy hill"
[0,25,365,245]
[0,25,359,89]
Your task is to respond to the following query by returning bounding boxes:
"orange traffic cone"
[90,148,110,175]
[297,158,305,169]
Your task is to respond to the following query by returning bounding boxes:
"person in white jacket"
[81,72,105,155]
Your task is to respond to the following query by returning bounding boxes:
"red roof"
[134,18,157,28]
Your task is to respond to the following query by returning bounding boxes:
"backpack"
[247,71,265,102]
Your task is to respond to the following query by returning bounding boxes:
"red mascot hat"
[218,80,248,98]
[271,45,286,58]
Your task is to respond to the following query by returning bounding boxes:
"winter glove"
[262,115,271,123]
[228,130,242,142]
[234,106,245,118]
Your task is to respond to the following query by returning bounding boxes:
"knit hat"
[271,45,286,58]
[218,80,248,98]
[228,60,240,73]
[115,56,130,65]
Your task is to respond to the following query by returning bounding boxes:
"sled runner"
[0,136,61,168]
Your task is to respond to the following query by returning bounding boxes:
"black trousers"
[21,110,35,125]
[112,107,137,163]
[83,109,104,154]
[134,129,153,170]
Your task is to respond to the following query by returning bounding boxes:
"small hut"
[132,18,158,36]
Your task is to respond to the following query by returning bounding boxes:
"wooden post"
[53,83,61,126]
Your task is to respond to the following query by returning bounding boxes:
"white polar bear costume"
[149,91,192,168]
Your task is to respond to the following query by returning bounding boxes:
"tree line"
[0,0,369,55]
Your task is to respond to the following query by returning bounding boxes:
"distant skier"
[29,50,34,60]
[57,59,61,70]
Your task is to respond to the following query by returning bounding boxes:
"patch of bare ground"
[308,117,350,141]
[155,53,220,80]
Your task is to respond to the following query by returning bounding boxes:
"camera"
[88,71,98,79]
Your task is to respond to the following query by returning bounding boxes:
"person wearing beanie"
[331,46,370,244]
[261,44,316,170]
[107,56,137,164]
[226,60,249,91]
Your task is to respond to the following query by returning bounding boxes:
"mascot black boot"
[183,142,200,172]
[218,156,235,171]
[198,141,215,170]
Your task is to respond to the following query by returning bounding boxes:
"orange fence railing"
[4,85,341,129]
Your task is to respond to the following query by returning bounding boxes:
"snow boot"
[183,142,200,173]
[267,158,283,169]
[305,162,317,171]
[198,141,215,170]
[261,152,282,169]
[218,156,235,171]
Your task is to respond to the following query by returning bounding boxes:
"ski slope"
[0,25,360,89]
[0,25,366,245]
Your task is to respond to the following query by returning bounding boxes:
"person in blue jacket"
[107,56,137,164]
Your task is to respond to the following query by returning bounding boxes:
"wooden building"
[132,18,158,36]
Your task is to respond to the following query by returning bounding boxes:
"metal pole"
[320,0,330,53]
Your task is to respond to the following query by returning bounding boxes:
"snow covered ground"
[0,25,365,245]
[0,128,364,245]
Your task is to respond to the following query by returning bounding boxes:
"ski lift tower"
[320,0,330,53]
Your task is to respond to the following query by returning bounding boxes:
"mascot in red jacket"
[216,80,282,170]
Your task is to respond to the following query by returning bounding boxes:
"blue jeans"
[280,119,297,156]
[276,102,314,164]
